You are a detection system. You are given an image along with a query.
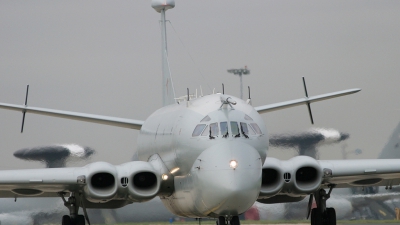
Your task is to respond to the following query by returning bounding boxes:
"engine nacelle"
[259,158,284,198]
[83,162,118,203]
[82,161,161,203]
[286,156,322,195]
[118,161,161,202]
[259,156,322,200]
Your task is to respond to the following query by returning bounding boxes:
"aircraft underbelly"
[162,142,262,218]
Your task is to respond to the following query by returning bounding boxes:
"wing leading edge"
[319,159,400,189]
[0,102,143,130]
[254,88,361,114]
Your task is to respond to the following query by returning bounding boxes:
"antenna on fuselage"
[152,0,176,106]
[222,83,224,94]
[246,86,252,105]
[186,88,191,107]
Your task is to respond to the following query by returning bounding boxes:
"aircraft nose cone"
[192,142,262,216]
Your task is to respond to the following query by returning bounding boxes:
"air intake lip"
[83,161,118,202]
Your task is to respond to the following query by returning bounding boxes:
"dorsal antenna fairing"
[152,0,176,106]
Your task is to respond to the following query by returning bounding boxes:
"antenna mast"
[152,0,176,106]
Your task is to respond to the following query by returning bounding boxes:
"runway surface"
[113,222,400,225]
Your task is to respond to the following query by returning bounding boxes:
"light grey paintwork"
[0,0,395,221]
[137,94,268,175]
[0,103,144,130]
[254,88,360,114]
[136,94,267,217]
[0,89,400,219]
[319,159,400,188]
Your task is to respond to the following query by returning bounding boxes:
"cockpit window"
[240,122,250,138]
[200,115,211,122]
[201,125,209,136]
[220,122,228,137]
[244,114,253,121]
[231,122,240,137]
[250,123,262,134]
[247,125,256,135]
[192,124,207,137]
[240,122,249,135]
[210,122,219,136]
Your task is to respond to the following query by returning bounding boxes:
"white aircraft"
[0,1,398,225]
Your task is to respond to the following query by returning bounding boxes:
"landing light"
[230,160,238,169]
[162,174,169,180]
[170,167,180,174]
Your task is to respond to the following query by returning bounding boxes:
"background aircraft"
[269,128,349,159]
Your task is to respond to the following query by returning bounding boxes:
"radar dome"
[151,0,175,13]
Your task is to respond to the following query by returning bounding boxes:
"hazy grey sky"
[0,1,399,169]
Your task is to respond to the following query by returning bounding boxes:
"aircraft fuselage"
[137,94,269,217]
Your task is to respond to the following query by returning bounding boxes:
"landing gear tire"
[61,214,85,225]
[62,215,72,225]
[311,209,322,225]
[230,216,240,225]
[311,208,336,225]
[326,208,336,225]
[76,215,86,225]
[217,216,226,225]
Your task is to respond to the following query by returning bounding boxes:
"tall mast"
[152,0,176,106]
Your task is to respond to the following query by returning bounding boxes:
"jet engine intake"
[133,172,157,190]
[281,156,322,196]
[259,158,284,198]
[84,162,118,203]
[118,161,161,202]
[91,172,115,189]
[258,156,322,201]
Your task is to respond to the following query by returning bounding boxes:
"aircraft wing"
[0,161,163,204]
[0,102,143,130]
[319,159,400,189]
[254,89,360,114]
[259,156,400,203]
[0,167,84,198]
